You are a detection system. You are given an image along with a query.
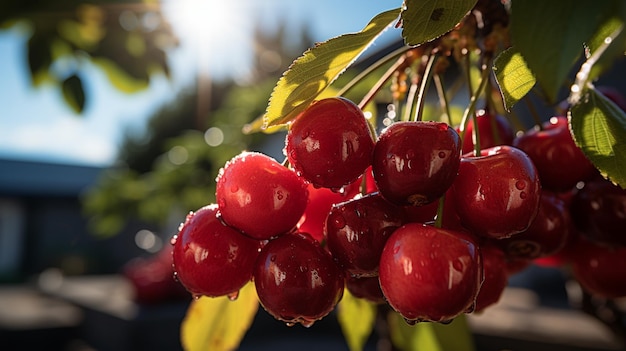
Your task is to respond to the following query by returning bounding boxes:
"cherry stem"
[434,193,446,229]
[402,78,419,122]
[463,51,474,99]
[459,62,491,157]
[523,96,544,130]
[411,53,438,122]
[434,73,452,125]
[337,46,411,98]
[358,54,407,111]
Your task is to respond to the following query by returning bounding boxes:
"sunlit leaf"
[92,57,150,93]
[337,289,377,351]
[388,312,474,351]
[263,8,401,128]
[510,1,616,103]
[493,47,536,111]
[181,282,259,351]
[401,0,477,46]
[585,13,626,82]
[62,74,86,114]
[570,87,626,188]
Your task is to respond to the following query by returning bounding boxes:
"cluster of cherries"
[171,94,626,327]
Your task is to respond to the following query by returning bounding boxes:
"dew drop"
[440,318,453,325]
[172,271,180,282]
[285,322,295,327]
[333,216,347,229]
[301,319,316,328]
[404,318,419,325]
[217,198,226,208]
[270,255,277,262]
[227,290,239,301]
[192,293,202,300]
[515,180,526,190]
[230,184,239,193]
[438,151,446,158]
[519,191,527,199]
[170,235,178,246]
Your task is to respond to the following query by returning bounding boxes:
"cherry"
[570,177,626,247]
[298,180,360,243]
[285,97,375,189]
[570,237,626,298]
[171,204,261,298]
[378,223,482,323]
[513,116,596,192]
[372,121,461,206]
[346,276,386,304]
[497,192,572,260]
[474,241,508,313]
[254,232,345,327]
[451,145,541,239]
[326,192,406,278]
[216,151,308,240]
[457,109,515,154]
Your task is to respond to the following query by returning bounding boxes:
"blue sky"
[0,1,401,166]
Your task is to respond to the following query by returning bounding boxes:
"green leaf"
[263,8,401,128]
[62,74,86,114]
[570,87,626,188]
[493,47,536,111]
[336,289,377,351]
[585,14,626,82]
[401,0,477,46]
[510,1,616,103]
[388,312,475,351]
[180,282,259,351]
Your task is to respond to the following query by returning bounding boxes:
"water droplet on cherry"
[520,191,527,199]
[515,180,526,190]
[227,290,239,301]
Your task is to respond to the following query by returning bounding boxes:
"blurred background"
[1,1,625,351]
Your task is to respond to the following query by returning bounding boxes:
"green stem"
[523,96,544,130]
[434,193,446,229]
[434,73,452,125]
[402,79,419,122]
[458,63,490,157]
[357,55,407,110]
[411,53,438,122]
[337,46,411,97]
[463,51,474,99]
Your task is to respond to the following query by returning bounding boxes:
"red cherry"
[474,241,508,313]
[216,151,308,240]
[298,180,360,243]
[346,276,386,304]
[513,116,596,192]
[451,145,541,239]
[570,238,626,298]
[172,205,261,297]
[457,109,515,154]
[570,177,626,247]
[497,192,572,259]
[326,192,406,277]
[254,232,345,327]
[372,121,461,206]
[286,97,375,189]
[378,223,482,323]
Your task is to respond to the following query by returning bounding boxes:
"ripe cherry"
[451,145,541,239]
[346,276,386,304]
[326,192,406,277]
[285,97,375,189]
[254,232,345,327]
[513,116,596,192]
[570,237,626,298]
[372,121,461,206]
[216,151,308,240]
[378,223,482,323]
[457,109,515,154]
[474,241,508,313]
[171,204,261,298]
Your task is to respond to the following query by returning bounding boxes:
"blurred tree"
[0,0,178,113]
[82,21,313,238]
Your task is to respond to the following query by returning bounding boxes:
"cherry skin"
[513,116,596,192]
[497,191,572,260]
[378,223,482,323]
[326,192,406,277]
[570,237,626,298]
[285,97,375,189]
[451,145,541,239]
[372,121,461,206]
[346,276,386,304]
[254,232,345,327]
[570,177,626,247]
[216,151,308,240]
[474,241,508,313]
[171,204,261,298]
[457,109,515,154]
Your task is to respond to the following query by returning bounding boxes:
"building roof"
[0,158,103,197]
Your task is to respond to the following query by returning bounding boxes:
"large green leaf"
[180,282,259,351]
[336,289,377,351]
[401,0,477,46]
[492,47,536,111]
[263,8,401,128]
[585,14,626,82]
[570,87,626,188]
[388,312,475,351]
[510,1,616,103]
